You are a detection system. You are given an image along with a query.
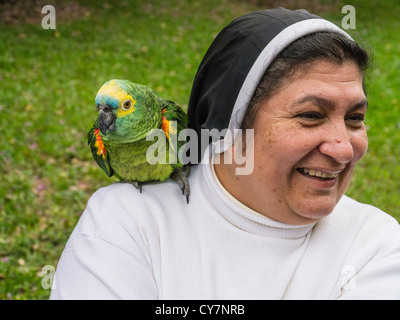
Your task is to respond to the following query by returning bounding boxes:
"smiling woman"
[217,30,372,225]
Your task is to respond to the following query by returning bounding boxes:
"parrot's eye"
[123,100,132,109]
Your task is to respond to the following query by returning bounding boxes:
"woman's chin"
[291,197,339,223]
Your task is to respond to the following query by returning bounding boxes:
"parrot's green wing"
[88,119,114,177]
[161,100,188,166]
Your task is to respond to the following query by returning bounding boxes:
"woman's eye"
[346,114,365,122]
[296,112,322,121]
[345,114,365,127]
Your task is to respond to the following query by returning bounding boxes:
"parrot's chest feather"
[104,139,173,182]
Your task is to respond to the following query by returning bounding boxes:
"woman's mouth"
[297,168,340,181]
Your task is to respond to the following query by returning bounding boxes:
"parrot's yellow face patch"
[97,80,136,118]
[116,96,136,118]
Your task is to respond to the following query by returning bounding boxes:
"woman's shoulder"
[89,180,184,209]
[70,180,189,245]
[87,179,189,221]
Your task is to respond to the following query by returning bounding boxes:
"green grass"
[0,0,399,299]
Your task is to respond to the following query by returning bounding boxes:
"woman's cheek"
[351,127,368,163]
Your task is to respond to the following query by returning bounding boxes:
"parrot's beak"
[98,104,116,135]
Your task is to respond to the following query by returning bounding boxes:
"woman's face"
[216,60,368,225]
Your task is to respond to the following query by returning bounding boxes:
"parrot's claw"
[131,181,143,193]
[113,180,142,193]
[171,166,191,204]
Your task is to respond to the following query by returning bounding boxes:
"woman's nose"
[318,124,354,164]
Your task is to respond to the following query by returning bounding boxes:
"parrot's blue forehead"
[95,95,119,109]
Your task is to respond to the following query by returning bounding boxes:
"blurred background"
[0,0,399,299]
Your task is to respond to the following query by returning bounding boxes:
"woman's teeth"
[298,168,339,179]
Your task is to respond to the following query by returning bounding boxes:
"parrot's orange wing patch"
[93,128,107,159]
[161,108,178,153]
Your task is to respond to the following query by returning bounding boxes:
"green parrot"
[88,79,190,202]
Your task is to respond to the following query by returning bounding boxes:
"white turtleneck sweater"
[51,152,400,300]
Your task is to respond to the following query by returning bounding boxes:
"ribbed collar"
[197,148,316,239]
